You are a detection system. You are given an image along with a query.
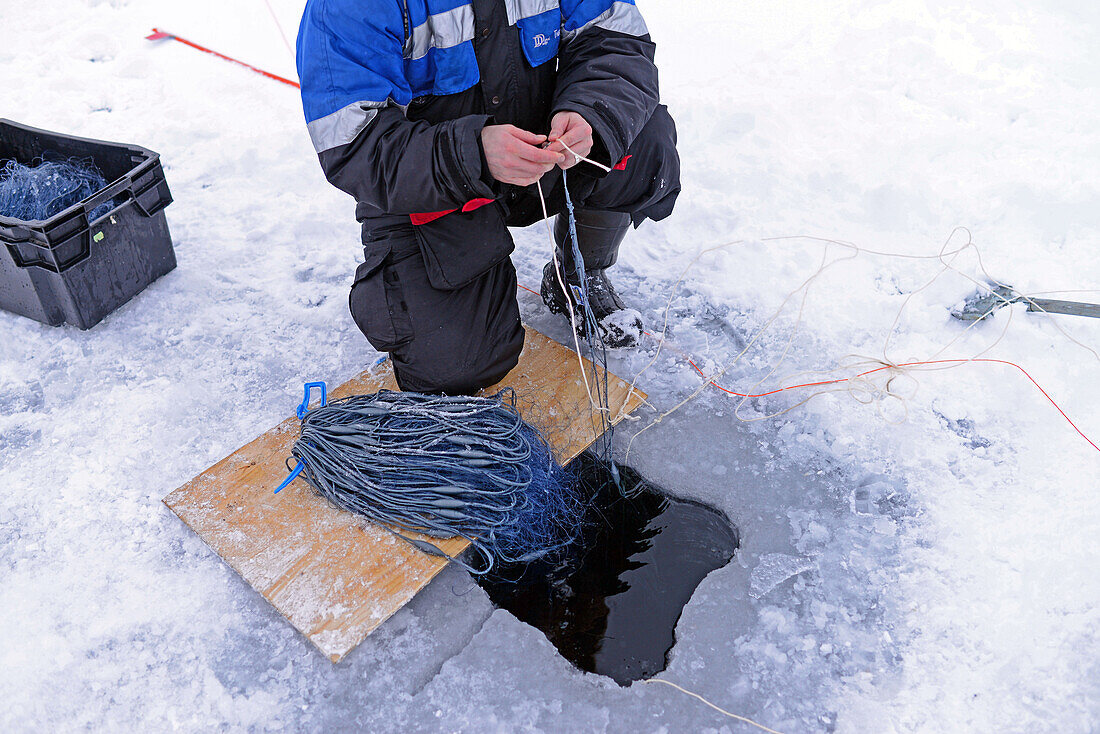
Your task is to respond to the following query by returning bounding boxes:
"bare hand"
[546,111,594,170]
[480,124,565,186]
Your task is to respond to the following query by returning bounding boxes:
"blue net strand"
[288,389,585,575]
[561,168,616,465]
[0,157,114,222]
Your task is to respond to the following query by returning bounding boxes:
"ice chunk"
[749,553,817,599]
[851,474,905,516]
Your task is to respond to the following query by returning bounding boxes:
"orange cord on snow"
[515,283,1099,455]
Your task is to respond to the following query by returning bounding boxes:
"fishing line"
[524,283,1097,453]
[615,229,1098,459]
[261,0,295,58]
[537,139,617,460]
[640,678,785,734]
[536,175,599,413]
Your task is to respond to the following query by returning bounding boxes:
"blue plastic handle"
[276,381,329,494]
[274,461,304,494]
[296,381,328,420]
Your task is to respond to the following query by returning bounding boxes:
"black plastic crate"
[0,119,175,329]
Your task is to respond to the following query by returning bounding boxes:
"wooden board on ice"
[163,326,646,662]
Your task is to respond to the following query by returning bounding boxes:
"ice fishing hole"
[477,452,740,685]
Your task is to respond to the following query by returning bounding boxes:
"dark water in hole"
[477,453,740,685]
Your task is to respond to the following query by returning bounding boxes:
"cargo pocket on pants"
[349,246,414,352]
[411,202,514,291]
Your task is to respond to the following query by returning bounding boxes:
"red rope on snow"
[145,29,301,89]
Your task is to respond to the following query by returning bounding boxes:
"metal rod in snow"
[953,284,1100,321]
[1026,298,1100,319]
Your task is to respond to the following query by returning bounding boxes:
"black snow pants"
[349,105,680,395]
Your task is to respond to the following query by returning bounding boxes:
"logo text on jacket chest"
[531,28,561,48]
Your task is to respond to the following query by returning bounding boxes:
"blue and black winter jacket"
[296,0,659,225]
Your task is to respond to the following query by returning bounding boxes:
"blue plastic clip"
[275,382,329,494]
[296,381,328,420]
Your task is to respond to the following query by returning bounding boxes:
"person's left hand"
[547,111,594,170]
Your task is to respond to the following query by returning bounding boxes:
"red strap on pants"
[409,157,629,225]
[410,197,496,226]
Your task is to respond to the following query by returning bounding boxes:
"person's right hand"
[480,124,565,187]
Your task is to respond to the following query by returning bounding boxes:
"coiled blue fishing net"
[0,157,113,222]
[283,171,625,575]
[289,389,584,574]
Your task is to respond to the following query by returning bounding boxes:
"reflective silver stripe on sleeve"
[562,1,648,43]
[307,101,386,153]
[405,4,476,60]
[503,0,559,25]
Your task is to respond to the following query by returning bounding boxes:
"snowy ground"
[2,0,1098,731]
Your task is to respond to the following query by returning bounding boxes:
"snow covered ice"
[2,0,1099,732]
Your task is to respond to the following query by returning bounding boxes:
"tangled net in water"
[0,157,113,222]
[289,389,585,574]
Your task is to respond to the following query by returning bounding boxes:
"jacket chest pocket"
[515,9,561,68]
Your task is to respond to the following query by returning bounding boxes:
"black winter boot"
[540,208,644,348]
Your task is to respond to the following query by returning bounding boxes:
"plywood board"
[164,327,646,662]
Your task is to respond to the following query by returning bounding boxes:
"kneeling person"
[297,0,681,394]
